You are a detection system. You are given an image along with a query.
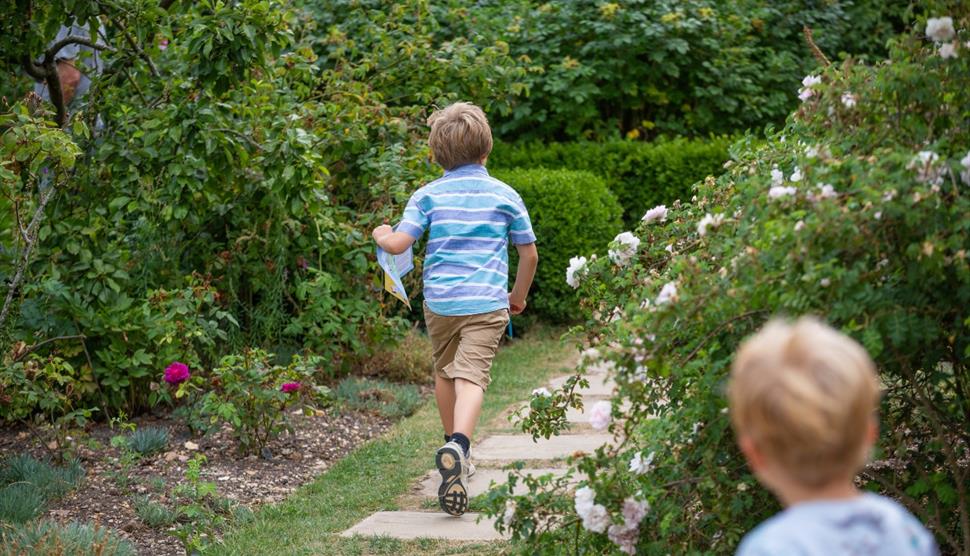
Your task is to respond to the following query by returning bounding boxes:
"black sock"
[444,434,451,444]
[450,432,470,457]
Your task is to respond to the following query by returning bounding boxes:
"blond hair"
[728,317,880,487]
[427,102,493,170]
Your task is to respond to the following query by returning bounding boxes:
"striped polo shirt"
[397,164,536,316]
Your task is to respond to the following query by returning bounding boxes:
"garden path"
[340,365,616,542]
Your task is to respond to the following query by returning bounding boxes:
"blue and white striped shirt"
[397,164,536,316]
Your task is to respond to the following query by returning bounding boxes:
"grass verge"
[207,325,573,556]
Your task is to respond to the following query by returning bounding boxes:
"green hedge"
[492,138,733,226]
[493,168,622,323]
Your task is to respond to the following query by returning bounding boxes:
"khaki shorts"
[424,305,509,391]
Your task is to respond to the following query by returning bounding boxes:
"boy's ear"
[738,435,764,471]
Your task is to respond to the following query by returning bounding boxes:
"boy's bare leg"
[435,374,456,437]
[452,377,484,438]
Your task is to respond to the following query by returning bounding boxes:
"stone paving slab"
[340,511,505,540]
[548,374,615,397]
[473,433,611,461]
[418,467,567,498]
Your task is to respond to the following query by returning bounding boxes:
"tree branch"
[12,334,87,362]
[44,36,113,62]
[0,182,57,329]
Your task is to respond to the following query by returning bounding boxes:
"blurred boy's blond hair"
[729,317,880,487]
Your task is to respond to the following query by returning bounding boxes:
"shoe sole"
[436,445,468,516]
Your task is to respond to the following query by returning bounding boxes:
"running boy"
[728,317,938,555]
[372,102,538,516]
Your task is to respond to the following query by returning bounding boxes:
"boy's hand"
[509,293,527,315]
[372,224,393,242]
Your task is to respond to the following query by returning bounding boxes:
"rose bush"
[485,7,969,554]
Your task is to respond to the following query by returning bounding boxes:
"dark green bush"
[492,169,623,322]
[0,520,136,556]
[477,0,909,140]
[126,427,171,457]
[492,138,731,226]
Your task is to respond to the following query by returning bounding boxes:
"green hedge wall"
[492,138,733,226]
[494,168,623,323]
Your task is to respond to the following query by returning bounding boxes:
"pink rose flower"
[164,362,190,385]
[281,382,301,394]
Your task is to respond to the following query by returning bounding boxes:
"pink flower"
[159,38,169,50]
[164,362,190,385]
[281,382,301,394]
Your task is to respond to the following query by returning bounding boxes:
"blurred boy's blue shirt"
[737,493,937,556]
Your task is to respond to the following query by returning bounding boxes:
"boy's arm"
[372,225,417,255]
[509,242,538,315]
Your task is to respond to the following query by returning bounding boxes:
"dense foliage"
[487,9,970,554]
[492,137,731,226]
[483,0,911,140]
[0,0,524,420]
[493,169,623,322]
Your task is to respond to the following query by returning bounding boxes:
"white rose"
[655,281,678,305]
[609,232,640,266]
[588,400,612,431]
[565,256,588,289]
[926,17,955,42]
[641,204,668,224]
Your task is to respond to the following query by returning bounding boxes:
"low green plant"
[335,377,423,419]
[0,520,136,556]
[0,483,46,524]
[125,427,171,457]
[0,454,83,501]
[132,495,179,529]
[492,137,732,226]
[168,453,247,553]
[491,168,623,322]
[189,350,332,455]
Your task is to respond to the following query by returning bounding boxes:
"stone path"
[340,355,615,543]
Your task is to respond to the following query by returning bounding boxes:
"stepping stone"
[474,433,611,461]
[548,374,615,397]
[341,511,505,541]
[418,467,567,498]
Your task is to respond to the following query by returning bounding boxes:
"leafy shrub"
[491,169,622,322]
[191,351,332,455]
[126,427,171,457]
[0,0,525,420]
[0,520,136,556]
[492,137,732,226]
[335,377,423,419]
[477,0,909,140]
[486,8,969,554]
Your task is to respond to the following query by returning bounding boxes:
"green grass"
[208,326,573,556]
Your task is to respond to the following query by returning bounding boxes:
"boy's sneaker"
[466,448,476,478]
[435,441,468,516]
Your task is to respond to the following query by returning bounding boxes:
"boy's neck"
[774,477,860,507]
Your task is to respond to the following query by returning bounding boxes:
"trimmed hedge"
[494,168,622,323]
[492,138,733,226]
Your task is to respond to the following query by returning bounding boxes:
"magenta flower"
[159,38,169,51]
[281,382,301,394]
[164,362,190,385]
